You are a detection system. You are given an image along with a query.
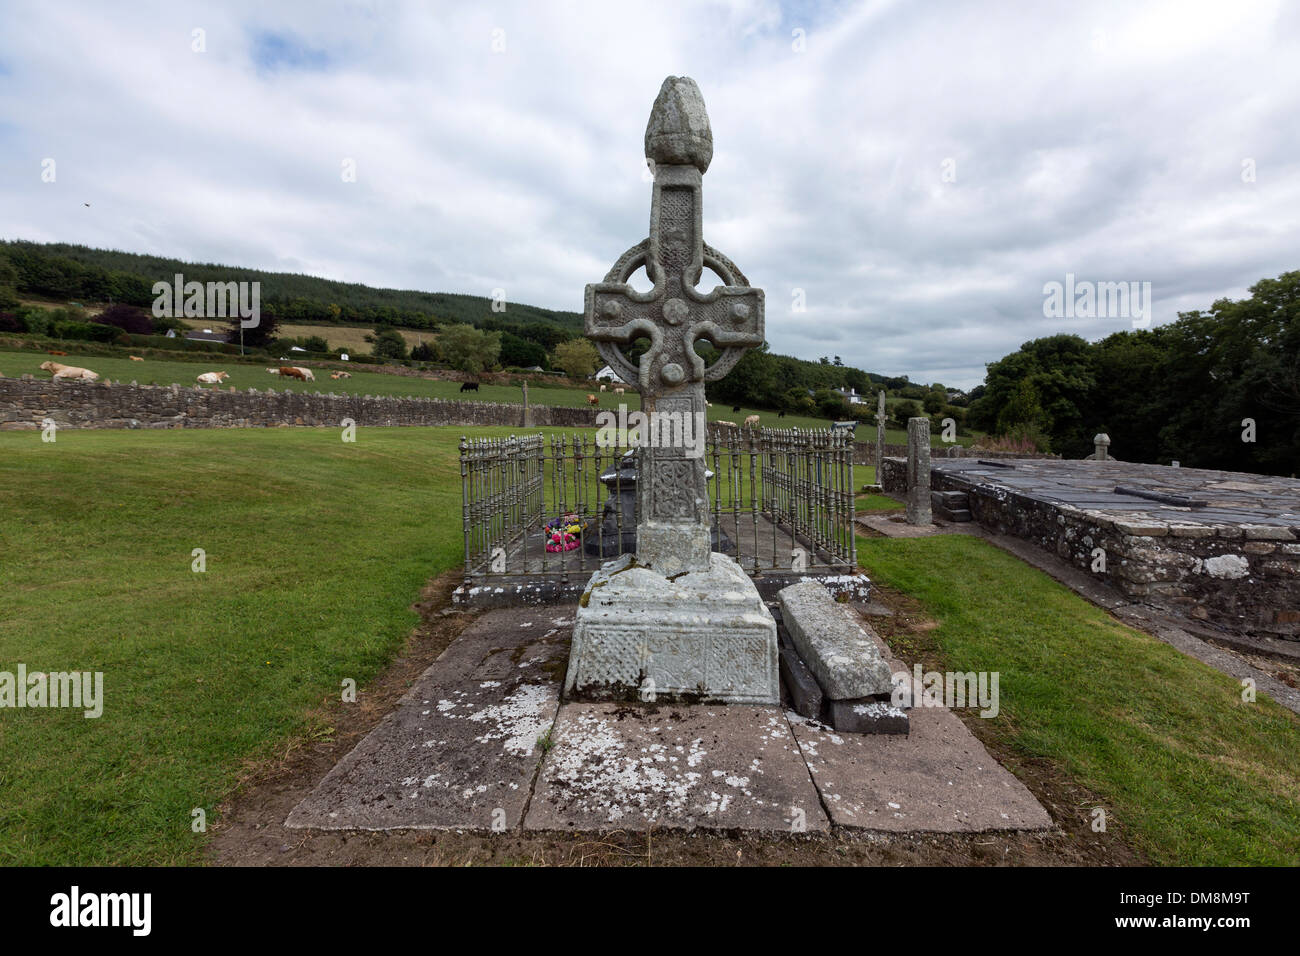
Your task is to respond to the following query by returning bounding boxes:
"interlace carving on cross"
[584,77,764,394]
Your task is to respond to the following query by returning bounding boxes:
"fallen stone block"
[826,698,909,735]
[777,579,892,700]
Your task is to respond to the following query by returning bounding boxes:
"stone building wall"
[880,456,1298,639]
[0,376,597,430]
[856,442,1058,467]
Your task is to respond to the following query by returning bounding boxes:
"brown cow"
[586,393,598,406]
[277,366,308,381]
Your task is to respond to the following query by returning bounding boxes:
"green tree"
[372,328,408,360]
[227,307,279,351]
[438,323,501,375]
[553,338,600,380]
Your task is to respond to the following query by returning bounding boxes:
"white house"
[594,364,627,384]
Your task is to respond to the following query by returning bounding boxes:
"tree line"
[967,270,1299,475]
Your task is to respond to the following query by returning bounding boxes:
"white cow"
[39,361,99,382]
[196,371,229,385]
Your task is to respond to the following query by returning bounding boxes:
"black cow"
[778,410,786,418]
[460,381,480,393]
[731,405,741,413]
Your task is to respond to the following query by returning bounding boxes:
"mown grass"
[0,425,525,865]
[857,534,1300,866]
[10,428,1280,866]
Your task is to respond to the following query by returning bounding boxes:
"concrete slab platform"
[856,512,980,538]
[285,609,570,831]
[524,703,829,833]
[287,605,1054,837]
[789,709,1052,832]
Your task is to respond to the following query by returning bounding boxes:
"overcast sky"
[2,0,1297,388]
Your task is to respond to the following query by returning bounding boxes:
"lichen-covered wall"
[879,456,1298,639]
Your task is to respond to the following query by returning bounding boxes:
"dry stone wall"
[0,376,596,430]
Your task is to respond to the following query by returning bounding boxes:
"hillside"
[0,240,584,332]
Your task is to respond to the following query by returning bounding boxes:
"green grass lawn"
[857,534,1300,866]
[10,429,1281,866]
[856,493,903,512]
[0,425,508,865]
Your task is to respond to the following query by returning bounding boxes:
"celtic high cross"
[584,76,765,576]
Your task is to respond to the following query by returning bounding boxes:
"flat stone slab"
[789,708,1052,832]
[777,579,892,700]
[931,458,1300,531]
[525,703,829,832]
[285,608,569,831]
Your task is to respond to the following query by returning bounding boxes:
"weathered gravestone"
[564,77,779,705]
[906,416,932,525]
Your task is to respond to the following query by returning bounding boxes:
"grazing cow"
[599,384,606,392]
[778,410,786,418]
[460,381,480,393]
[47,350,67,356]
[293,367,315,382]
[731,405,741,413]
[39,361,99,382]
[586,393,599,406]
[744,415,760,427]
[129,355,144,362]
[196,371,229,385]
[277,366,308,381]
[706,401,712,408]
[614,387,625,396]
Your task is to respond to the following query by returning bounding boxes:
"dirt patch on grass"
[208,572,1146,866]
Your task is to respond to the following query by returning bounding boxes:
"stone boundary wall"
[880,456,1298,639]
[0,376,598,430]
[855,442,1058,467]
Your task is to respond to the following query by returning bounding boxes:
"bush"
[891,399,922,428]
[93,304,154,335]
[52,320,117,343]
[371,328,408,360]
[0,312,21,333]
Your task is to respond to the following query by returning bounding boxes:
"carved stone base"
[564,552,779,705]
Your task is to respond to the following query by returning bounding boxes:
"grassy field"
[1,426,1294,865]
[1,348,971,442]
[0,426,508,864]
[857,535,1300,866]
[179,318,428,352]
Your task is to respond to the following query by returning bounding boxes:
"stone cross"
[874,390,887,477]
[584,76,765,575]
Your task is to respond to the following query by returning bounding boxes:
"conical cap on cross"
[644,76,713,173]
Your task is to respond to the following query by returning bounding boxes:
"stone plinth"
[565,552,779,704]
